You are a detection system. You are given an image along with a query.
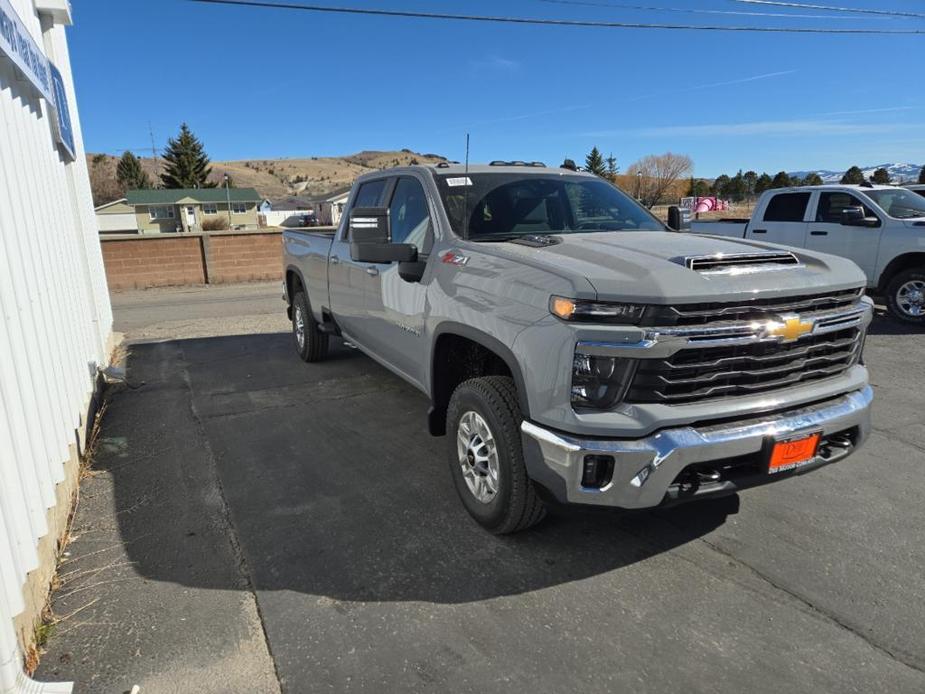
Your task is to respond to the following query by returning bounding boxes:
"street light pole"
[224,173,232,228]
[635,171,642,201]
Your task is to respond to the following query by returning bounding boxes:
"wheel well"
[429,334,515,436]
[878,253,925,292]
[286,269,304,303]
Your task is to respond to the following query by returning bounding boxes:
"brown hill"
[87,149,449,205]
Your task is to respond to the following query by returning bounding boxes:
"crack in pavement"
[179,349,284,694]
[695,535,925,677]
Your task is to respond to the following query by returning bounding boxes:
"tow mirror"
[352,242,418,264]
[349,207,390,244]
[840,206,879,228]
[667,205,691,232]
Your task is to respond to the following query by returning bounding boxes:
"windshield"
[865,189,925,219]
[434,172,665,240]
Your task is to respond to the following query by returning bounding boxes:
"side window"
[353,179,386,209]
[388,177,432,249]
[763,192,811,222]
[816,192,876,223]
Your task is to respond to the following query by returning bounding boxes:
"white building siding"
[96,212,137,233]
[0,1,112,692]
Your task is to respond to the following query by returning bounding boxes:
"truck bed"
[689,219,749,237]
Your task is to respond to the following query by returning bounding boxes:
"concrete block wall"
[98,230,301,290]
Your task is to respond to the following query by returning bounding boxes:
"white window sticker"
[445,177,473,187]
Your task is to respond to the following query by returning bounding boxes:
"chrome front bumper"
[520,386,873,510]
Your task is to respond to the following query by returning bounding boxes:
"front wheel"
[446,376,546,534]
[885,269,925,325]
[292,291,329,362]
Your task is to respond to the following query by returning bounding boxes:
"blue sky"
[68,0,924,177]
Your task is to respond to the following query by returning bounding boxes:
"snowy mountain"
[788,163,923,184]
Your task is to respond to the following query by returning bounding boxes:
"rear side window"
[763,193,811,222]
[353,179,386,208]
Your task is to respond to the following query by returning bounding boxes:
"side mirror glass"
[349,207,390,244]
[840,206,880,228]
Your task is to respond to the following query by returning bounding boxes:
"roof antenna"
[462,132,470,239]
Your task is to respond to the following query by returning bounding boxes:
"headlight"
[571,352,636,410]
[550,296,645,324]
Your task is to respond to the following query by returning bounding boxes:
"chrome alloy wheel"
[457,411,500,504]
[897,280,925,317]
[294,304,306,350]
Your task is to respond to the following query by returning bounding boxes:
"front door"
[804,191,882,280]
[363,176,432,386]
[185,206,196,230]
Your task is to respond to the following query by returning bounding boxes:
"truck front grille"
[626,290,867,405]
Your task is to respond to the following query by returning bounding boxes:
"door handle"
[366,266,379,277]
[751,229,767,234]
[330,255,340,265]
[810,230,828,236]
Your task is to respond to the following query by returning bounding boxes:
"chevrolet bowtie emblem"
[766,314,814,342]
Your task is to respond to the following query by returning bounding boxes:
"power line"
[733,0,925,19]
[187,0,925,33]
[536,0,869,20]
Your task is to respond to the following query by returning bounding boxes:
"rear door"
[327,178,388,342]
[804,190,882,280]
[746,192,811,247]
[361,175,433,386]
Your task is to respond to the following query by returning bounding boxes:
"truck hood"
[469,231,866,303]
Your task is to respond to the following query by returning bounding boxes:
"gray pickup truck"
[283,162,874,534]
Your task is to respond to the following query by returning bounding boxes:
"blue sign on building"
[49,62,75,160]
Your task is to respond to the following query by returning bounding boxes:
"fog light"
[581,455,615,489]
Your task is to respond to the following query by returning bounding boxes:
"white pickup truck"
[691,184,925,323]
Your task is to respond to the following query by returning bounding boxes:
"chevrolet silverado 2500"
[283,163,874,534]
[691,183,925,323]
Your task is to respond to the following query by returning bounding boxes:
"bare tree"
[626,153,693,208]
[88,154,124,207]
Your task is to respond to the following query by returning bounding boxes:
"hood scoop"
[673,251,802,275]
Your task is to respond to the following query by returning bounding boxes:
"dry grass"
[87,149,448,201]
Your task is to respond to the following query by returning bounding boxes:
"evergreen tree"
[919,166,925,184]
[727,170,748,202]
[160,123,215,188]
[604,153,619,183]
[840,166,865,185]
[711,174,731,197]
[802,172,824,186]
[770,171,793,189]
[743,170,758,198]
[755,172,773,195]
[688,178,711,197]
[871,167,891,185]
[116,151,151,190]
[584,146,607,177]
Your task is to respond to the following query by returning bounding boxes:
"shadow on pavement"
[867,309,923,336]
[99,332,735,604]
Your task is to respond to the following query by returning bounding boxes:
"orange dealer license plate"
[768,432,821,474]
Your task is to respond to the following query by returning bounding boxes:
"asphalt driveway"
[39,289,925,693]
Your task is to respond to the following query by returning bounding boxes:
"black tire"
[885,269,925,325]
[292,291,329,362]
[446,376,546,534]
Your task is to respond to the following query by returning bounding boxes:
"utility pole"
[148,122,159,187]
[224,173,232,227]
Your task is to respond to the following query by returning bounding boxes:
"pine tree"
[802,172,824,186]
[771,171,793,189]
[711,174,731,197]
[160,123,215,188]
[584,147,606,177]
[871,167,891,185]
[604,153,619,182]
[919,166,925,184]
[755,172,773,195]
[116,151,151,191]
[840,166,865,185]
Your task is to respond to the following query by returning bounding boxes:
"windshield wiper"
[468,233,522,242]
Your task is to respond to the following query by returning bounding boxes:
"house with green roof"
[123,187,263,233]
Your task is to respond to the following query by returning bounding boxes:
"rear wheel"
[292,291,329,362]
[446,376,546,534]
[885,269,925,325]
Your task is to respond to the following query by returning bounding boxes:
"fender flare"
[428,322,531,435]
